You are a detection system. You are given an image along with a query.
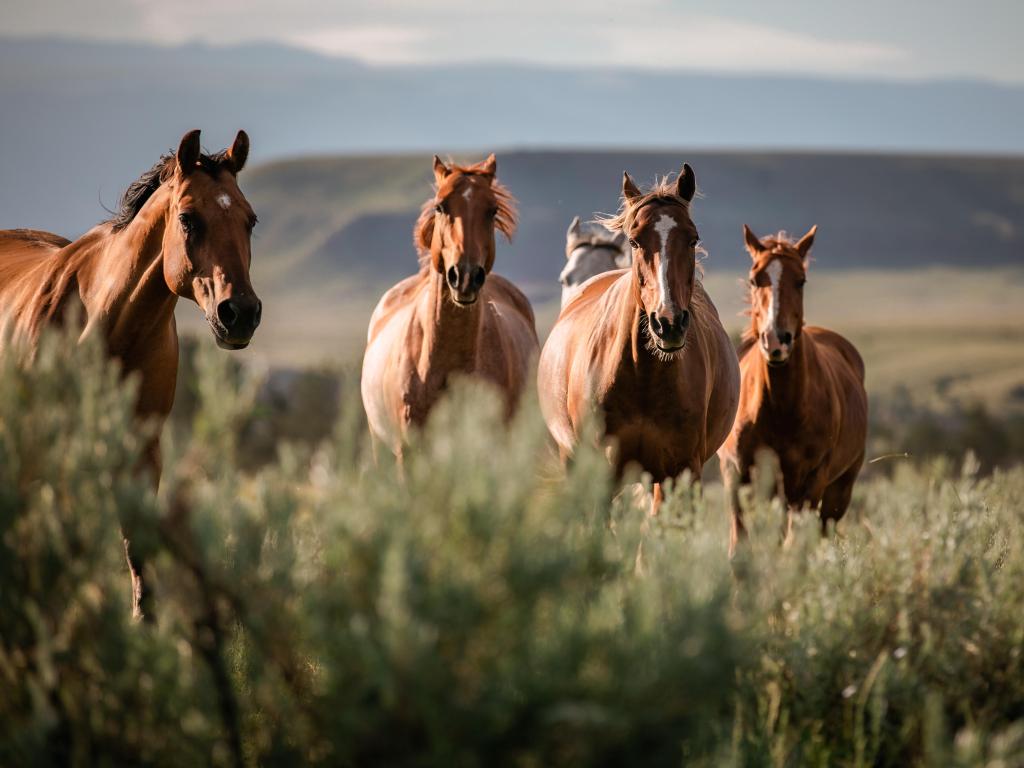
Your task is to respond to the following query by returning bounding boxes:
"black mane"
[108,150,229,232]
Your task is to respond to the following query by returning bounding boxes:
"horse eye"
[487,206,499,218]
[690,238,700,248]
[628,238,640,250]
[797,279,807,288]
[178,213,194,234]
[749,277,757,287]
[434,202,446,215]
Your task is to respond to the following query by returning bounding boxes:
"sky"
[2,0,1021,83]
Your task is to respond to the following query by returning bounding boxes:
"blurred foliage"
[3,331,1024,766]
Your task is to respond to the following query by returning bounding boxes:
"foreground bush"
[2,333,1024,766]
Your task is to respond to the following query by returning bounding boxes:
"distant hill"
[4,37,1024,235]
[245,149,1024,302]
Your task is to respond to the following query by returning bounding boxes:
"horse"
[717,225,867,556]
[538,165,740,512]
[360,154,539,457]
[559,215,630,308]
[0,129,262,617]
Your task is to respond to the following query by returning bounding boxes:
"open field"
[179,266,1024,415]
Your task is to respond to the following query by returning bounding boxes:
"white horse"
[559,216,631,308]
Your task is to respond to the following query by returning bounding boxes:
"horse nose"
[469,265,486,290]
[217,295,261,336]
[446,263,485,304]
[779,330,793,346]
[649,309,689,347]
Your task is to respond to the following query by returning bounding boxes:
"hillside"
[245,149,1024,296]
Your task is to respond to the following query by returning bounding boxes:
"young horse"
[717,225,867,555]
[360,154,539,456]
[0,129,262,617]
[559,216,630,308]
[538,165,739,510]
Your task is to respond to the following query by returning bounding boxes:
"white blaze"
[653,214,676,307]
[216,193,232,210]
[462,185,473,201]
[766,259,783,327]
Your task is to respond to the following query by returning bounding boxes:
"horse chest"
[601,380,704,478]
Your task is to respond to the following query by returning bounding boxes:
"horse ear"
[433,155,450,185]
[480,153,497,177]
[225,130,249,175]
[176,129,202,175]
[743,224,765,257]
[676,163,696,202]
[795,225,817,262]
[622,172,641,203]
[567,216,581,241]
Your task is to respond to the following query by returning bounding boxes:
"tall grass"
[2,331,1024,766]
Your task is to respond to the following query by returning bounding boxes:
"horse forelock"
[108,150,234,233]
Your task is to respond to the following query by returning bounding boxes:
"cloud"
[286,24,427,64]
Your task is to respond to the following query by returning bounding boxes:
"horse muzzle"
[446,263,486,306]
[761,329,793,366]
[210,295,262,349]
[650,309,690,353]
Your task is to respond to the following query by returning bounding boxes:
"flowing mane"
[599,175,694,235]
[413,160,518,273]
[108,150,232,232]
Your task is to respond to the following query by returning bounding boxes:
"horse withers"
[538,164,740,512]
[560,216,630,308]
[0,129,262,617]
[717,225,868,556]
[360,154,539,458]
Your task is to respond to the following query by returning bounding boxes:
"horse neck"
[81,188,178,358]
[417,270,482,378]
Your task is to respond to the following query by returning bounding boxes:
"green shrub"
[3,332,1024,766]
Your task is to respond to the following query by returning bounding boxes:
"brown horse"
[538,165,740,510]
[0,129,262,616]
[360,154,539,456]
[717,225,867,555]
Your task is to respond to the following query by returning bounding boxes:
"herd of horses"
[0,130,867,615]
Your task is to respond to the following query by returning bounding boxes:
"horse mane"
[741,230,807,344]
[599,175,694,236]
[413,161,518,273]
[108,150,231,232]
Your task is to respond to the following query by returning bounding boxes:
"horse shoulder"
[805,326,866,387]
[366,273,423,345]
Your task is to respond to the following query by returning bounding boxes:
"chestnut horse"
[0,129,262,617]
[361,154,539,457]
[717,225,867,555]
[538,165,739,510]
[560,215,630,308]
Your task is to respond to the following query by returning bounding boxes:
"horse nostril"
[217,299,239,329]
[678,310,690,331]
[779,331,793,346]
[252,299,263,328]
[446,265,459,289]
[771,348,783,360]
[470,265,486,290]
[649,312,662,335]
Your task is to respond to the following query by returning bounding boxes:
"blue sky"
[3,0,1021,82]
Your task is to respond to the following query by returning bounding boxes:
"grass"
[3,331,1024,766]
